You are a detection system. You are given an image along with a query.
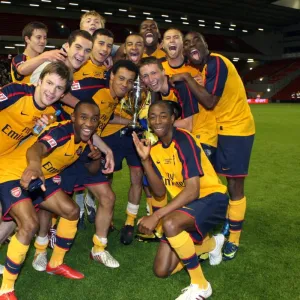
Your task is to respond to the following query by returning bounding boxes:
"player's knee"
[97,190,116,210]
[153,263,169,278]
[62,203,80,221]
[162,216,180,237]
[19,216,39,239]
[130,168,143,185]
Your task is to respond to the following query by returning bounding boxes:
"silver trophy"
[120,76,149,136]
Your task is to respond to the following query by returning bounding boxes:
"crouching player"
[132,101,229,300]
[0,100,100,300]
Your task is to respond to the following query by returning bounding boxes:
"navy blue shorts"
[60,159,109,194]
[201,143,217,167]
[102,129,142,171]
[0,176,62,221]
[215,134,254,177]
[161,192,229,244]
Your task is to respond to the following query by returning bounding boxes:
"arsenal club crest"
[11,187,22,198]
[52,175,61,185]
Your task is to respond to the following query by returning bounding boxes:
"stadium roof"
[1,0,300,32]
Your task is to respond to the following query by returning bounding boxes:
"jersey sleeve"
[174,130,204,180]
[11,54,27,82]
[0,83,33,110]
[38,124,71,153]
[174,81,199,118]
[205,56,228,97]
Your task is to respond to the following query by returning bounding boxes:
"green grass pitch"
[1,104,299,299]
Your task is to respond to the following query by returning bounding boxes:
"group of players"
[0,9,255,300]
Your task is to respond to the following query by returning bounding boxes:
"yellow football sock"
[194,235,216,255]
[228,197,246,245]
[171,261,184,275]
[152,194,167,236]
[92,234,107,253]
[34,235,49,254]
[51,215,58,227]
[49,218,78,268]
[125,203,139,226]
[146,197,153,215]
[167,231,208,289]
[1,235,29,293]
[125,212,136,226]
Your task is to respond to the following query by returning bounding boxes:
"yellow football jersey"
[144,48,166,59]
[73,59,108,81]
[0,83,60,156]
[11,54,31,84]
[92,87,119,135]
[192,107,218,147]
[0,121,86,184]
[203,53,255,136]
[163,59,217,146]
[63,60,109,116]
[162,58,200,77]
[150,128,226,199]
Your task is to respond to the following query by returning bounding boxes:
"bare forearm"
[109,114,131,125]
[184,75,217,110]
[26,143,45,165]
[142,159,166,198]
[60,93,80,108]
[174,116,193,132]
[18,55,48,76]
[92,134,112,155]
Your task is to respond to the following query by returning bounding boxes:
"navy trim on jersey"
[39,121,73,153]
[205,55,228,97]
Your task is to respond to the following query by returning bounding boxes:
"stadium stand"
[272,75,300,100]
[243,59,292,82]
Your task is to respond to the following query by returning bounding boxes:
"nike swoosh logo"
[64,153,72,156]
[222,167,230,171]
[83,73,90,76]
[21,112,29,116]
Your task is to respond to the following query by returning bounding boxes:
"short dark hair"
[149,100,181,120]
[68,30,93,46]
[186,31,206,44]
[139,56,164,71]
[139,20,159,31]
[74,99,99,114]
[39,61,73,93]
[163,28,183,39]
[92,28,114,42]
[22,22,48,43]
[111,59,139,80]
[125,33,144,42]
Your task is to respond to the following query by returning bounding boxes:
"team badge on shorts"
[11,187,22,198]
[76,146,83,155]
[52,175,61,185]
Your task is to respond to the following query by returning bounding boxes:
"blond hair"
[80,10,106,28]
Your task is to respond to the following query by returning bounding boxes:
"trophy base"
[120,125,145,137]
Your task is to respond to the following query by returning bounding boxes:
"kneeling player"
[0,101,100,300]
[132,101,228,300]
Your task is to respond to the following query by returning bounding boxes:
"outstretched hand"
[169,72,191,86]
[87,140,102,161]
[20,164,45,191]
[132,132,151,162]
